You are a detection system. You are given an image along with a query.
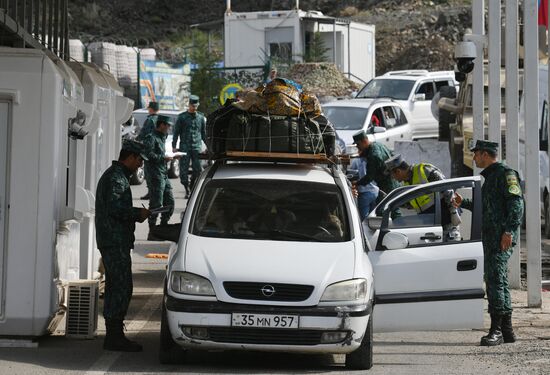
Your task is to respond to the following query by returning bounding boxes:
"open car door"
[368,177,485,332]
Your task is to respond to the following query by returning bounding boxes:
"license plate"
[231,313,299,329]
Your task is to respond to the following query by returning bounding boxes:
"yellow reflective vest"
[403,163,435,212]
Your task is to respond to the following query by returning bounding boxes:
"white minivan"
[160,160,485,369]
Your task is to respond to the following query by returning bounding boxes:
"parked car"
[159,160,484,369]
[323,99,412,154]
[355,70,457,139]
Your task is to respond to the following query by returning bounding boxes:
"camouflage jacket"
[173,111,206,151]
[95,161,141,249]
[357,142,400,194]
[143,129,168,178]
[464,162,524,244]
[137,114,157,141]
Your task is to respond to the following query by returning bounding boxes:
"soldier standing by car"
[453,140,524,346]
[143,115,178,233]
[172,95,206,198]
[384,154,461,240]
[137,101,159,200]
[95,140,150,352]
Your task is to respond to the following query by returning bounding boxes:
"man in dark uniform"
[173,95,206,198]
[137,101,159,200]
[454,140,524,346]
[385,154,461,240]
[95,140,150,352]
[353,130,400,196]
[143,115,178,233]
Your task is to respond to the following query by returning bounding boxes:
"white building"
[219,9,375,84]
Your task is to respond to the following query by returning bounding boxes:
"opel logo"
[261,285,276,297]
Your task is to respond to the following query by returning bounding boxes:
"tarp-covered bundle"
[207,78,336,157]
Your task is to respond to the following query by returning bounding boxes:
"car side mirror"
[373,126,386,134]
[382,232,409,250]
[413,93,426,102]
[367,216,382,230]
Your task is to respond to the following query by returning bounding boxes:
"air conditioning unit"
[65,280,99,339]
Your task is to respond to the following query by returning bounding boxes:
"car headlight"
[320,279,367,302]
[345,144,358,155]
[170,271,215,296]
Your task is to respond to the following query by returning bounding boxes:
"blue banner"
[139,60,191,110]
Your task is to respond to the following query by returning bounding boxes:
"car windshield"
[323,107,369,131]
[356,79,415,100]
[192,179,350,242]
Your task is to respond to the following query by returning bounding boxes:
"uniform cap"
[352,129,368,143]
[384,154,406,172]
[470,139,498,154]
[121,139,148,161]
[147,101,159,110]
[156,114,173,126]
[189,95,200,105]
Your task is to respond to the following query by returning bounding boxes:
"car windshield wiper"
[269,229,330,242]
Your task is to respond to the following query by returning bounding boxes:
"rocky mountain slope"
[69,0,471,75]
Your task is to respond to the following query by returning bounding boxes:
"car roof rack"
[210,151,349,166]
[383,70,429,76]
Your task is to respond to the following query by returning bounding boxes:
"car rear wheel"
[159,300,187,364]
[345,314,373,370]
[130,166,145,185]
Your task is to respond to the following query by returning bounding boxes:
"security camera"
[454,41,477,74]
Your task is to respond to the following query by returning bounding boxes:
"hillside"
[68,0,471,74]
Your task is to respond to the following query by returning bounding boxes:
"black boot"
[501,313,516,343]
[103,319,142,352]
[147,223,159,241]
[480,314,504,346]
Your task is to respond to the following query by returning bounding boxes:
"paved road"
[1,179,549,374]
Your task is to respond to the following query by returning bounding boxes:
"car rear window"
[191,179,350,242]
[356,78,415,100]
[323,107,369,131]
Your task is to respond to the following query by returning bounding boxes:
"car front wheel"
[159,301,187,364]
[345,314,373,370]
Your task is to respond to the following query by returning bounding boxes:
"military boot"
[480,314,503,346]
[103,319,143,352]
[501,313,516,343]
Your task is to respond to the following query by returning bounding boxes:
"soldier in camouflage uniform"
[172,95,206,198]
[95,140,150,352]
[136,101,159,200]
[143,115,178,232]
[353,130,400,196]
[454,140,524,347]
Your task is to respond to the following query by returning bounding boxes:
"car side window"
[382,106,397,128]
[393,107,408,126]
[416,82,435,100]
[435,80,451,92]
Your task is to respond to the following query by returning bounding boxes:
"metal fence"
[0,0,69,59]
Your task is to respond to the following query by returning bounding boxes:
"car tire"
[438,86,457,142]
[130,166,145,185]
[159,300,187,364]
[545,195,550,239]
[345,314,373,370]
[168,160,180,179]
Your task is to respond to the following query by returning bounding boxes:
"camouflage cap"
[122,139,148,160]
[147,101,159,110]
[156,114,173,126]
[384,154,406,172]
[352,129,368,143]
[470,139,498,154]
[189,95,200,104]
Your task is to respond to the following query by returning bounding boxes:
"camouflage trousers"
[483,240,513,314]
[148,175,174,226]
[179,149,202,189]
[99,247,133,320]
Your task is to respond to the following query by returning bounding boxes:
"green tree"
[189,31,225,115]
[305,32,330,63]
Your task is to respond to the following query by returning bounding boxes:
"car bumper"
[165,296,372,354]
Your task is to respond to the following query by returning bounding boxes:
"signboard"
[219,83,243,105]
[140,60,191,110]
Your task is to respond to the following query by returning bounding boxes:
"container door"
[0,101,9,319]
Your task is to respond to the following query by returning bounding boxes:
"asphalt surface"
[0,178,549,374]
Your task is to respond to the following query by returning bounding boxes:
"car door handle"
[420,232,441,241]
[457,259,477,271]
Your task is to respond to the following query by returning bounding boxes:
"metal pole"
[33,0,39,38]
[41,0,46,45]
[347,22,351,79]
[505,0,520,289]
[48,0,53,50]
[137,48,141,108]
[524,0,542,308]
[472,0,485,175]
[332,19,336,66]
[53,0,59,54]
[488,0,501,150]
